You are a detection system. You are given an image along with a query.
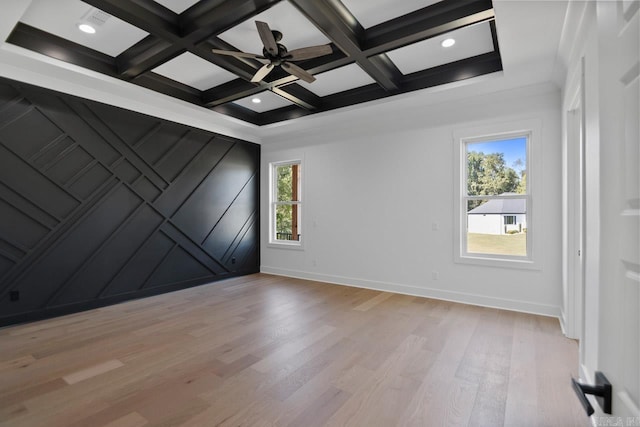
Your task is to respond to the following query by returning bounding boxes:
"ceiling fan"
[212,21,333,84]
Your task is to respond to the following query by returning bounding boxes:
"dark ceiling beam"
[289,0,402,92]
[298,50,351,76]
[133,72,203,105]
[115,36,263,82]
[115,36,178,79]
[401,51,502,91]
[363,0,495,57]
[202,79,264,107]
[181,0,283,42]
[316,83,386,112]
[489,20,501,53]
[128,0,177,21]
[201,65,321,110]
[258,104,313,124]
[258,83,388,125]
[210,103,262,125]
[6,23,117,76]
[82,0,181,41]
[202,77,320,111]
[272,84,322,110]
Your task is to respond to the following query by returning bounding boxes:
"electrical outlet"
[431,271,439,280]
[231,257,236,264]
[9,290,19,301]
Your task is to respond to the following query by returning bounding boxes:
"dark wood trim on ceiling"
[289,0,403,92]
[7,24,118,77]
[6,0,502,126]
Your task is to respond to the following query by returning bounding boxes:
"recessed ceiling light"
[441,38,455,48]
[77,23,96,34]
[251,97,261,104]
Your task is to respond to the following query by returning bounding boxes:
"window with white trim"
[270,161,302,246]
[458,132,533,264]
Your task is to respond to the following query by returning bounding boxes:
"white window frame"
[453,119,541,269]
[268,159,303,250]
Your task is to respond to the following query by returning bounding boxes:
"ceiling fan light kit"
[212,20,333,84]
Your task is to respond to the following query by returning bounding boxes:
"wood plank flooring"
[0,273,588,426]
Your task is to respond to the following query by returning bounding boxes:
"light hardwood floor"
[0,273,588,426]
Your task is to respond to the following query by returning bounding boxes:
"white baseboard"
[560,308,568,335]
[260,266,561,318]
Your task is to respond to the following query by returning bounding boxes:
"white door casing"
[564,72,586,342]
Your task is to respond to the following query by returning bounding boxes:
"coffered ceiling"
[5,0,502,125]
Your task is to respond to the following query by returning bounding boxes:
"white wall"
[261,83,563,317]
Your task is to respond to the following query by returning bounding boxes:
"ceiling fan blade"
[251,63,274,83]
[285,44,333,61]
[282,62,315,83]
[256,21,278,55]
[211,49,267,61]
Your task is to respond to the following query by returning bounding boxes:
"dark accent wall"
[0,77,260,326]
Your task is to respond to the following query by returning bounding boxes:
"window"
[270,161,302,247]
[454,122,539,268]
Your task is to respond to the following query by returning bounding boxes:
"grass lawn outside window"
[467,232,527,257]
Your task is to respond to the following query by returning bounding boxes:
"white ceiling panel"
[20,0,148,57]
[153,0,202,14]
[386,22,495,75]
[234,91,294,113]
[341,0,442,29]
[299,64,375,97]
[218,2,331,55]
[153,52,237,90]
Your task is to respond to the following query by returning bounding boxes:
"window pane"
[276,164,300,202]
[466,198,527,256]
[272,161,301,245]
[504,215,516,225]
[275,204,300,241]
[466,137,527,196]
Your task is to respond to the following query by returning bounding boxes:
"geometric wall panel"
[0,77,260,326]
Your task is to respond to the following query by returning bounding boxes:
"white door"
[586,0,640,419]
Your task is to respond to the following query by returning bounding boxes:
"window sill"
[455,253,540,270]
[267,241,305,251]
